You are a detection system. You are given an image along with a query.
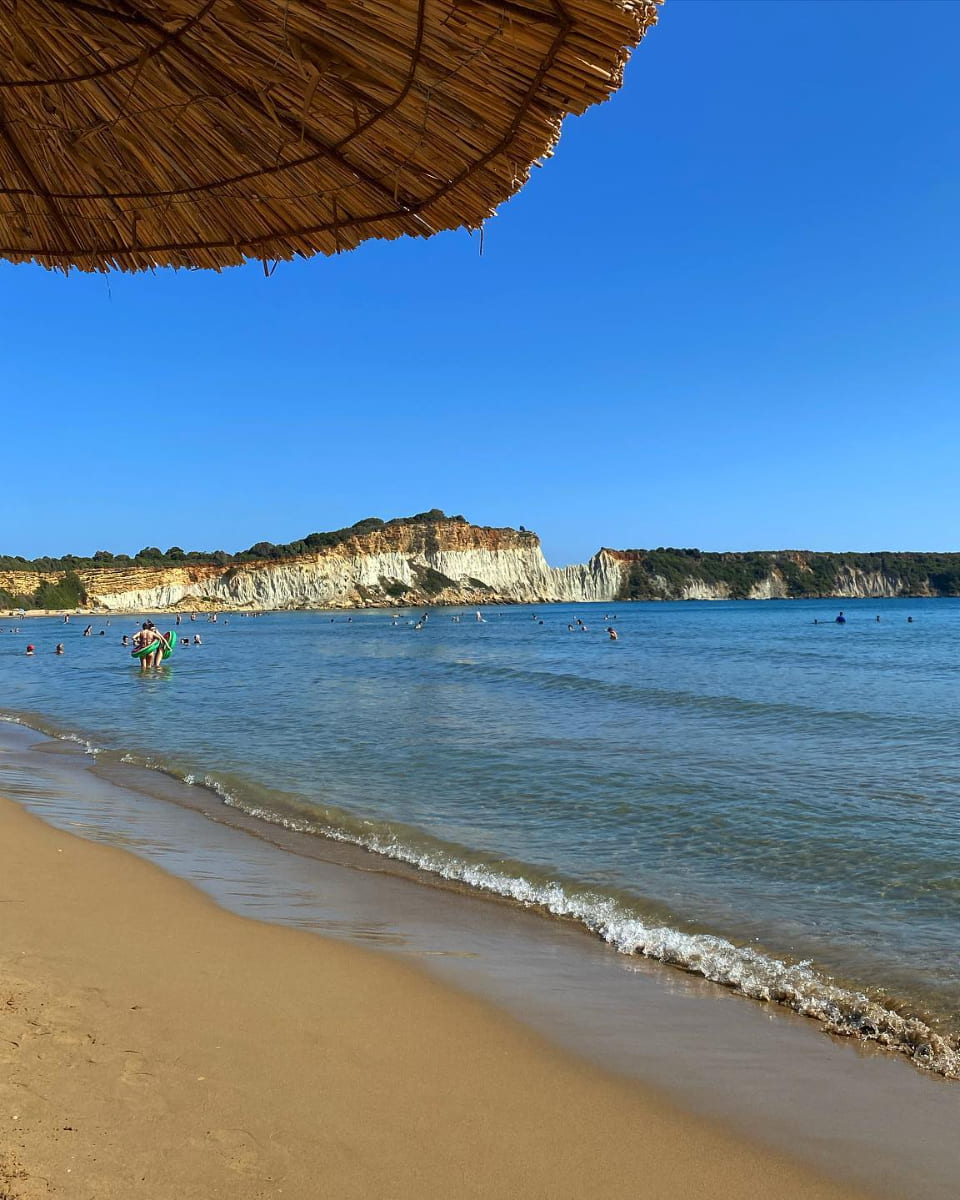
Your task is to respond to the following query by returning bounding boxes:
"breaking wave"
[3,710,958,1081]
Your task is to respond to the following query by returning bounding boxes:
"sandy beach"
[0,794,882,1200]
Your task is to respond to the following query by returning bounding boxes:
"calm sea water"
[2,598,958,1075]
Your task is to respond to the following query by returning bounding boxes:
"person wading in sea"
[132,622,169,671]
[132,623,154,671]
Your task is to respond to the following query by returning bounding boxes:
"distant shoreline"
[4,516,960,613]
[2,594,941,620]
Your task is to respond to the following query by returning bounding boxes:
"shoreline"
[1,595,946,620]
[3,720,960,1200]
[2,704,957,1087]
[0,792,877,1200]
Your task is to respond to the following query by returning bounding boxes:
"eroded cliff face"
[603,548,934,603]
[1,523,944,613]
[3,521,615,612]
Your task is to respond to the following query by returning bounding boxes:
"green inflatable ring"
[131,631,177,660]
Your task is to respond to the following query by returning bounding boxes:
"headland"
[4,510,960,614]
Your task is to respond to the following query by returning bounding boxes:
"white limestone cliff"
[77,522,626,611]
[0,519,944,613]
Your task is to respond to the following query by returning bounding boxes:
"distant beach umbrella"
[0,0,659,272]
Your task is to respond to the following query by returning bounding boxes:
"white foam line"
[9,715,959,1082]
[190,781,960,1079]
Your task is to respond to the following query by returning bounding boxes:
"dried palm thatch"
[0,0,659,272]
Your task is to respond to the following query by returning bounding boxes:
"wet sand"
[0,793,878,1200]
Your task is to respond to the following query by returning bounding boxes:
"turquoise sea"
[2,598,958,1077]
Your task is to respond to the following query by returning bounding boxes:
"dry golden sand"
[0,796,875,1200]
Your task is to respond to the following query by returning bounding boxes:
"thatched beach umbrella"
[0,0,658,271]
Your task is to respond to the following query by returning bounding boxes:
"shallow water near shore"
[3,598,959,1074]
[2,718,960,1200]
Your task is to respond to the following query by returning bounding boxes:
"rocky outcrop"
[1,520,954,613]
[828,566,915,599]
[2,521,619,612]
[607,548,942,603]
[550,550,624,603]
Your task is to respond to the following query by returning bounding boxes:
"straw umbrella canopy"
[0,0,658,272]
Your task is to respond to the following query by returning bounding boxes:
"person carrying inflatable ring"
[131,622,176,670]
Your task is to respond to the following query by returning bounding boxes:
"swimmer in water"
[607,627,618,640]
[835,611,846,625]
[55,643,64,655]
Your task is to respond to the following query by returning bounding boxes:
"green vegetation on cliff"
[6,516,960,609]
[0,571,87,611]
[617,549,960,600]
[0,511,469,577]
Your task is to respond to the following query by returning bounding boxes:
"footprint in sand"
[205,1128,264,1175]
[120,1049,156,1087]
[117,1049,171,1121]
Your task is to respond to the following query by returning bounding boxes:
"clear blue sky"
[2,0,958,566]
